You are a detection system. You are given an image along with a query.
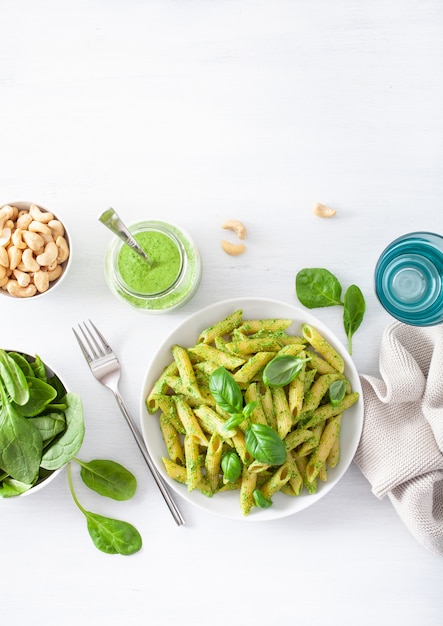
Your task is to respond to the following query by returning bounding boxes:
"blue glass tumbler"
[374,232,443,326]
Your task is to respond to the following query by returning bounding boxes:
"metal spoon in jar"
[98,208,156,268]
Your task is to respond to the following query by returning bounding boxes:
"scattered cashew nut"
[221,240,247,256]
[313,202,336,218]
[222,219,247,239]
[221,219,248,256]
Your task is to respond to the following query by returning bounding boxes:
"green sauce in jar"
[105,220,202,313]
[117,230,182,295]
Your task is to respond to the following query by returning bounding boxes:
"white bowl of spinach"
[0,349,84,497]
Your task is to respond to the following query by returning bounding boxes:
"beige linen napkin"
[354,321,443,556]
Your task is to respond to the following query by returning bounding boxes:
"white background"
[1,1,442,624]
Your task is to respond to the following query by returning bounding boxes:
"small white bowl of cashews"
[0,201,71,299]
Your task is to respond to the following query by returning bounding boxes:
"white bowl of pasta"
[140,297,363,521]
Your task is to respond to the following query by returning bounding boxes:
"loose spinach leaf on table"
[343,285,366,355]
[295,268,343,308]
[295,268,366,354]
[67,462,142,556]
[74,458,137,501]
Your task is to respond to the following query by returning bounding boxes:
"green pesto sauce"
[118,230,181,295]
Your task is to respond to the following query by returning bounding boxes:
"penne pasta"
[146,311,360,514]
[302,324,344,373]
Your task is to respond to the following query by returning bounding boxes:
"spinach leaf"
[30,413,66,442]
[7,352,33,377]
[30,355,47,381]
[329,379,347,406]
[13,377,57,417]
[41,392,85,470]
[0,477,33,497]
[85,512,142,555]
[75,458,137,501]
[221,451,242,483]
[253,488,273,509]
[262,354,311,387]
[295,268,343,308]
[0,350,29,405]
[0,384,42,484]
[209,366,243,414]
[343,285,366,355]
[67,462,142,556]
[245,423,287,466]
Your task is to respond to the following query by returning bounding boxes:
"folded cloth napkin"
[354,321,443,556]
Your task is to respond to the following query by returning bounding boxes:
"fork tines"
[73,320,112,363]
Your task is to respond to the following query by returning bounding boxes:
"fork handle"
[114,390,185,526]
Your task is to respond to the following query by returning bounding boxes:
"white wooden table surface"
[1,1,442,624]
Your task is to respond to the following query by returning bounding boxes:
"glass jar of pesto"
[104,220,201,313]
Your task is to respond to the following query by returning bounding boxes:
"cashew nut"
[29,204,54,223]
[33,270,50,293]
[22,230,45,252]
[36,241,58,266]
[0,247,9,267]
[222,219,247,240]
[313,202,336,218]
[48,219,64,238]
[21,248,40,272]
[221,240,246,256]
[56,236,70,263]
[16,212,33,230]
[6,280,37,298]
[47,264,63,282]
[29,220,52,235]
[12,268,31,288]
[8,246,22,271]
[0,205,14,234]
[12,228,27,249]
[0,227,11,247]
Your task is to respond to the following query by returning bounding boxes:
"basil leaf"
[262,355,310,387]
[343,284,366,355]
[78,459,137,501]
[329,379,347,406]
[253,488,273,509]
[221,451,242,482]
[296,268,343,308]
[223,413,245,431]
[209,367,243,414]
[245,423,286,465]
[242,401,257,419]
[85,511,142,555]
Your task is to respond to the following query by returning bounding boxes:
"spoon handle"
[99,208,155,267]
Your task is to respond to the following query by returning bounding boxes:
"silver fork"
[73,320,185,526]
